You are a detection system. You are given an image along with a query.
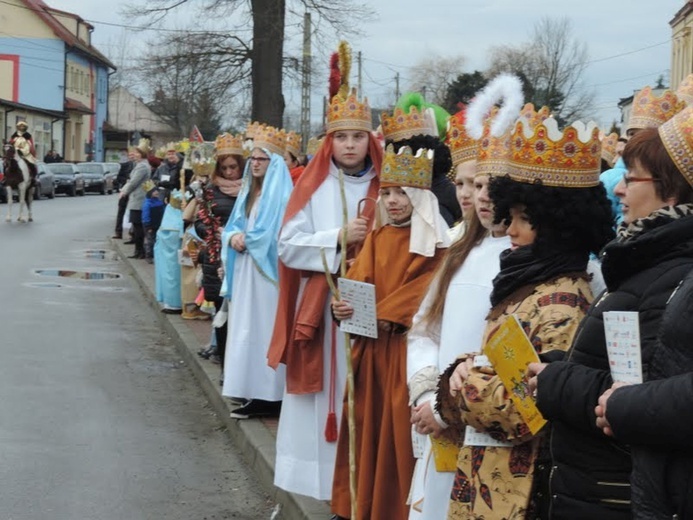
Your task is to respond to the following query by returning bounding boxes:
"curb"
[112,239,333,520]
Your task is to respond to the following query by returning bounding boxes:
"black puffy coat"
[535,215,693,519]
[606,266,693,520]
[193,184,237,303]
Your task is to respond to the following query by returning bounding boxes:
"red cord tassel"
[325,412,338,442]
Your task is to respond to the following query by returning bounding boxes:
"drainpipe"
[4,108,15,142]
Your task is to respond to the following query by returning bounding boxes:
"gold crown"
[508,118,601,188]
[190,141,216,176]
[677,73,693,106]
[214,133,244,157]
[164,141,177,152]
[380,144,434,189]
[252,123,286,156]
[658,105,693,188]
[627,86,686,132]
[135,138,151,155]
[175,139,190,154]
[476,107,512,177]
[326,87,372,134]
[380,105,437,143]
[446,109,477,167]
[519,103,552,129]
[306,136,323,156]
[245,122,262,140]
[286,131,302,157]
[600,132,619,167]
[155,146,167,159]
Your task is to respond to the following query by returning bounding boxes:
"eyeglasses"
[622,173,660,187]
[250,156,270,163]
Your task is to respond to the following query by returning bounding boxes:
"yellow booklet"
[483,315,547,435]
[430,434,460,472]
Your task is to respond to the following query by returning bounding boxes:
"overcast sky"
[45,0,686,129]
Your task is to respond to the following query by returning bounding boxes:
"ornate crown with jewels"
[244,121,262,141]
[214,133,244,157]
[380,144,434,189]
[380,105,437,143]
[627,86,685,132]
[252,123,286,156]
[326,87,372,134]
[306,136,323,156]
[677,73,693,106]
[446,109,477,167]
[508,117,602,188]
[600,132,619,167]
[286,131,302,157]
[658,104,693,188]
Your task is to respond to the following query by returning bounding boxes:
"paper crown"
[175,139,190,154]
[306,136,323,156]
[380,144,434,189]
[251,123,286,156]
[601,132,619,167]
[508,118,602,188]
[326,87,372,134]
[658,105,693,188]
[677,73,693,106]
[519,103,552,130]
[286,131,302,157]
[380,105,437,143]
[164,141,177,152]
[245,122,262,140]
[135,138,151,155]
[214,133,244,157]
[446,109,477,167]
[475,107,513,177]
[627,86,686,132]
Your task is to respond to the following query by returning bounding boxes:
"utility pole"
[395,72,400,104]
[300,11,312,151]
[357,51,362,99]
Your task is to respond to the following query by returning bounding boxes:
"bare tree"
[487,17,594,125]
[406,54,466,106]
[122,0,374,127]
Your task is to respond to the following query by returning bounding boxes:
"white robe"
[407,234,510,519]
[222,202,286,401]
[273,161,376,500]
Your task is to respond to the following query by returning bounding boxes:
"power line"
[587,69,670,88]
[585,40,671,66]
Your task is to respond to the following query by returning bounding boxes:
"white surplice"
[407,234,510,519]
[273,161,376,500]
[222,202,286,401]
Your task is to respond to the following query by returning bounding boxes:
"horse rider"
[10,121,38,183]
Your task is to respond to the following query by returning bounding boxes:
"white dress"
[407,234,510,519]
[222,202,286,401]
[273,161,376,500]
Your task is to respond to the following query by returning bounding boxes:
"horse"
[2,142,34,222]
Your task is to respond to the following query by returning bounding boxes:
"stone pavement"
[112,239,333,520]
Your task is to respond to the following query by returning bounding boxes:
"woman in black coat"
[529,122,693,519]
[595,265,693,519]
[193,144,245,365]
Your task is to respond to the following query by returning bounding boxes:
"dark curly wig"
[488,175,615,256]
[387,134,452,179]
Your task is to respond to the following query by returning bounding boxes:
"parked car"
[34,161,56,199]
[77,162,114,195]
[46,163,85,196]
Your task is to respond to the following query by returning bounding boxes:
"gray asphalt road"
[0,193,276,520]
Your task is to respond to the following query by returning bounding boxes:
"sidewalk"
[112,239,333,520]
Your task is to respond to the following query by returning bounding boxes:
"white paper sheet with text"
[603,311,643,384]
[338,278,378,339]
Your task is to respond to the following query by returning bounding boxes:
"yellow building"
[671,1,693,90]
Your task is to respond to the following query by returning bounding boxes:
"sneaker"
[229,399,281,420]
[182,308,212,321]
[161,307,182,315]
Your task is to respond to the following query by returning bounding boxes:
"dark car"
[34,161,56,199]
[46,163,85,197]
[77,162,114,195]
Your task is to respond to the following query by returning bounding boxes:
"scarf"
[616,203,693,242]
[214,176,243,197]
[490,245,588,307]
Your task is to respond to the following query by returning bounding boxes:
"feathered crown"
[245,121,262,140]
[380,144,434,189]
[466,74,525,177]
[600,132,619,167]
[446,108,477,167]
[676,73,693,106]
[508,118,602,188]
[627,86,685,132]
[326,87,372,134]
[214,133,243,157]
[306,136,323,156]
[658,104,693,188]
[286,131,302,157]
[380,105,438,143]
[252,123,286,156]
